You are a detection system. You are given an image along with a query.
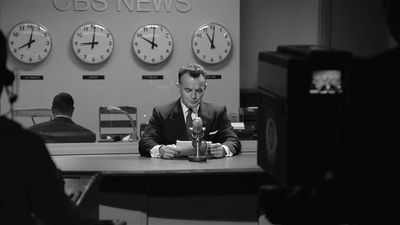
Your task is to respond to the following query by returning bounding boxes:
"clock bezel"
[191,22,233,65]
[8,21,52,64]
[132,23,174,65]
[71,22,114,65]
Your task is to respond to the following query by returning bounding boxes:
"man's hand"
[159,144,178,159]
[207,143,226,158]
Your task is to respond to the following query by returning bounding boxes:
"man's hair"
[178,63,207,83]
[52,92,74,115]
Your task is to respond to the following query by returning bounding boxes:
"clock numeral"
[92,57,96,63]
[106,49,110,53]
[168,41,172,46]
[196,33,202,38]
[227,41,230,46]
[29,57,33,63]
[38,55,42,60]
[143,55,147,60]
[44,48,48,53]
[46,41,50,46]
[77,49,81,53]
[10,41,14,46]
[160,55,164,60]
[74,41,78,46]
[13,49,17,53]
[106,33,110,38]
[84,27,89,32]
[12,32,19,37]
[19,26,24,31]
[77,33,83,38]
[152,58,155,62]
[84,55,87,59]
[203,55,206,59]
[210,58,214,62]
[109,41,112,46]
[194,42,198,46]
[196,49,200,54]
[224,49,228,53]
[166,33,170,38]
[137,49,141,54]
[166,49,170,53]
[20,54,24,59]
[101,55,104,60]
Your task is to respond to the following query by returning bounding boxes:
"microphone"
[106,106,137,141]
[191,116,204,139]
[189,116,207,162]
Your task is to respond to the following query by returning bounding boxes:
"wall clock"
[8,21,52,64]
[132,24,173,64]
[192,22,232,64]
[72,23,114,64]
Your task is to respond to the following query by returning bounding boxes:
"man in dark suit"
[139,63,241,159]
[0,30,82,225]
[29,92,96,143]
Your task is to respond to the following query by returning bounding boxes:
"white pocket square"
[209,130,218,135]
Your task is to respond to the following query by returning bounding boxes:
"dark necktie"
[186,108,193,140]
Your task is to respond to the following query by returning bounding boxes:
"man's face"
[178,72,207,109]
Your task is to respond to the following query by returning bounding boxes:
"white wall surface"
[0,0,240,138]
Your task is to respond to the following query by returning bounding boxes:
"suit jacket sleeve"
[138,107,163,157]
[212,105,241,155]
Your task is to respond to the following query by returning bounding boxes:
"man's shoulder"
[29,120,54,131]
[154,100,180,113]
[201,101,226,114]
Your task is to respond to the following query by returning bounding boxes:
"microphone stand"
[188,127,207,162]
[106,106,137,141]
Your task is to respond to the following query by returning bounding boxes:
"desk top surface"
[49,140,262,175]
[53,153,262,175]
[47,140,257,155]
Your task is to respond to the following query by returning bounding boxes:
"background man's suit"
[29,117,96,143]
[139,99,241,157]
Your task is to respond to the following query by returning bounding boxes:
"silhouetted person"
[29,92,96,143]
[341,0,399,223]
[0,30,82,225]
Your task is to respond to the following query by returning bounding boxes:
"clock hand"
[211,26,215,49]
[80,42,99,46]
[151,28,156,49]
[18,39,36,49]
[140,36,158,48]
[91,26,96,49]
[28,26,34,48]
[205,30,215,49]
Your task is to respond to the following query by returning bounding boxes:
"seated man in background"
[139,62,241,159]
[30,92,96,143]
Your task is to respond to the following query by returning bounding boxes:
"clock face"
[8,22,52,64]
[192,23,232,64]
[72,23,114,64]
[132,24,173,64]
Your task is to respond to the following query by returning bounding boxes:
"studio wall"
[0,0,240,137]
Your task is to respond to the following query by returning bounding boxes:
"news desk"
[48,141,271,225]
